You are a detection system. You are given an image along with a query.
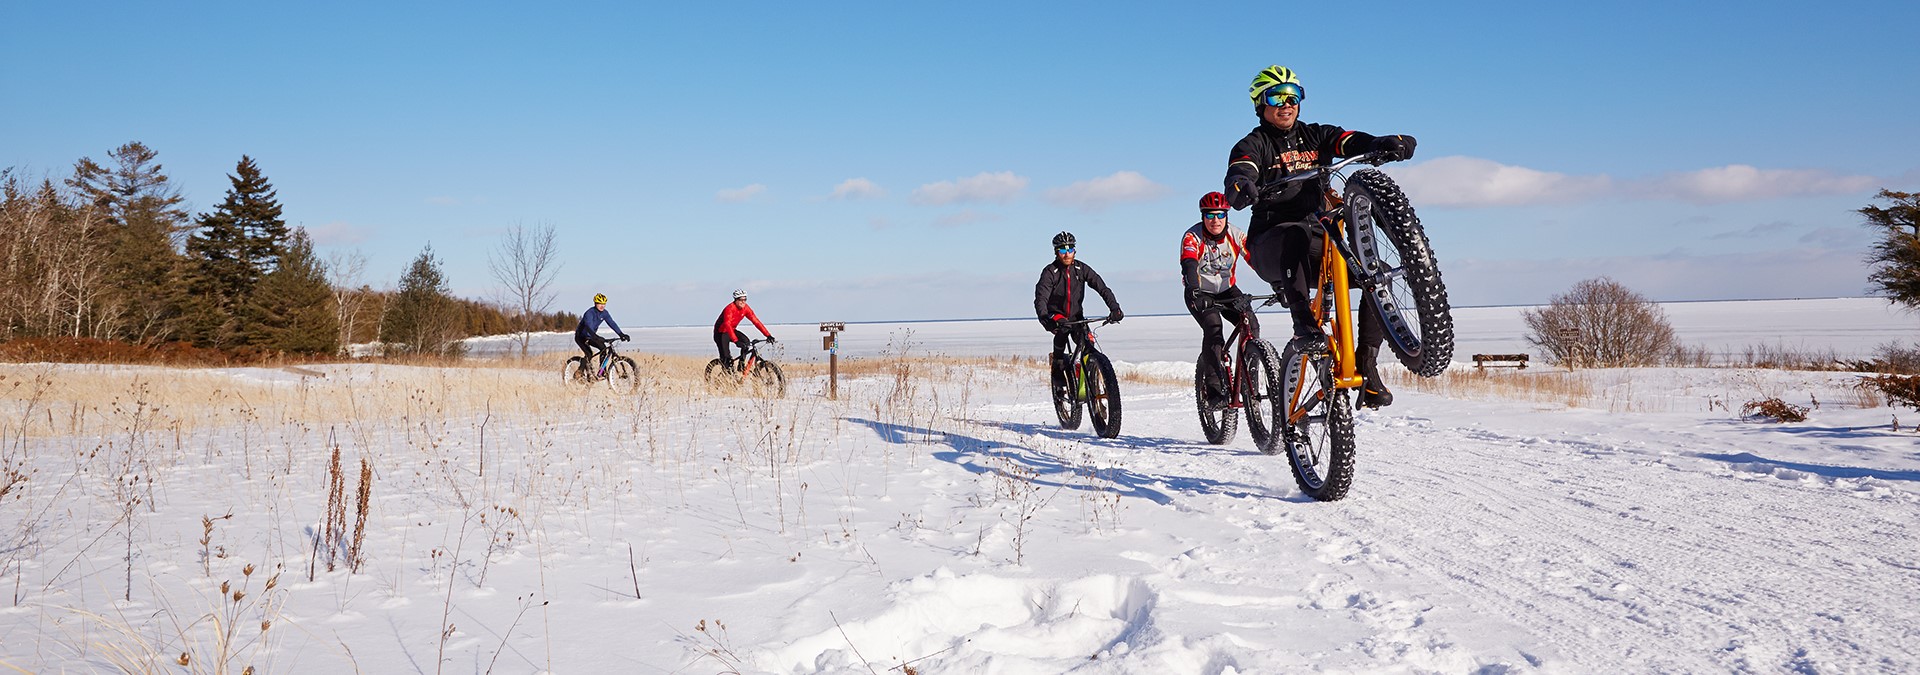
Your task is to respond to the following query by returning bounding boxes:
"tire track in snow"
[1302,410,1920,671]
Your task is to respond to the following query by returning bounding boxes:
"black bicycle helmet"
[1052,231,1076,249]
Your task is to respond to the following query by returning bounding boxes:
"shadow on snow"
[844,417,1306,504]
[1697,451,1920,483]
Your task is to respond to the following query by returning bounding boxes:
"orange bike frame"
[1313,219,1365,391]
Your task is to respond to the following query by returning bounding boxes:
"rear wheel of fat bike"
[606,356,640,393]
[1278,340,1357,501]
[561,356,589,386]
[1086,351,1123,439]
[1195,351,1238,445]
[1240,339,1285,454]
[703,359,737,391]
[751,361,787,398]
[1345,168,1455,377]
[1051,358,1083,430]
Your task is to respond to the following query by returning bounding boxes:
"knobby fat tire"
[1348,169,1455,377]
[1278,340,1357,501]
[1195,351,1239,445]
[1243,338,1285,455]
[1088,351,1123,439]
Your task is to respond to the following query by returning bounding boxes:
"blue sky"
[5,1,1917,326]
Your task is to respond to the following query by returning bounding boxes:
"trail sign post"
[821,322,846,399]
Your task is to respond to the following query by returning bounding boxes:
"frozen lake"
[465,297,1920,366]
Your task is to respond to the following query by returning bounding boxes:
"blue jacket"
[575,307,625,338]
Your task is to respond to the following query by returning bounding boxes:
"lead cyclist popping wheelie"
[1225,65,1455,500]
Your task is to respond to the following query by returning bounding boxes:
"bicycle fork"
[1316,226,1366,390]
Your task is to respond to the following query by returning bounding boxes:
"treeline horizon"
[0,141,575,361]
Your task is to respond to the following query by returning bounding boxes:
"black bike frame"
[734,338,773,379]
[1054,318,1110,395]
[1205,294,1280,408]
[586,342,623,379]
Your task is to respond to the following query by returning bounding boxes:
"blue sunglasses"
[1056,246,1075,254]
[1260,82,1304,107]
[1202,211,1228,220]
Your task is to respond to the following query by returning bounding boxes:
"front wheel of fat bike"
[1346,168,1455,377]
[1195,351,1238,445]
[1085,351,1123,439]
[750,361,787,398]
[606,356,640,393]
[1278,340,1357,501]
[1051,359,1084,430]
[1240,338,1286,454]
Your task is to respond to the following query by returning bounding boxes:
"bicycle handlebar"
[1055,317,1114,329]
[1200,292,1284,310]
[1255,152,1389,195]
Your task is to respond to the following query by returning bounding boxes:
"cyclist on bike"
[714,289,775,371]
[1224,65,1416,408]
[1183,192,1250,409]
[575,293,630,368]
[1035,231,1123,384]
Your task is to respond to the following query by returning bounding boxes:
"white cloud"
[1440,246,1874,306]
[308,221,368,246]
[716,184,767,203]
[1393,156,1880,208]
[933,209,1004,228]
[1630,165,1878,203]
[910,171,1028,205]
[829,178,885,200]
[1042,171,1169,212]
[1392,156,1611,207]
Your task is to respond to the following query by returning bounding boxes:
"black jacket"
[1225,121,1379,238]
[1034,259,1121,328]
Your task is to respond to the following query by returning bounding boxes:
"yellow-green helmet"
[1248,65,1301,104]
[593,293,607,304]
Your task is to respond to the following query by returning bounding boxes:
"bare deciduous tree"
[1522,277,1679,368]
[327,249,371,355]
[0,173,116,340]
[487,222,562,358]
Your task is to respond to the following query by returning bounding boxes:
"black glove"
[1106,309,1124,323]
[1227,175,1259,209]
[1373,134,1416,162]
[766,336,777,344]
[1040,318,1057,332]
[618,334,630,342]
[1185,286,1204,306]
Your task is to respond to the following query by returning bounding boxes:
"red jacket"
[714,302,771,337]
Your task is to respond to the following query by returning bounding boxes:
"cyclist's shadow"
[843,417,1301,504]
[973,419,1266,458]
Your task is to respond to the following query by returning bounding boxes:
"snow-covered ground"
[3,299,1918,673]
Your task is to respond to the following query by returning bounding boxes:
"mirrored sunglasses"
[1202,211,1228,220]
[1260,83,1304,107]
[1055,246,1075,254]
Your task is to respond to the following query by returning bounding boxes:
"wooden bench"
[1472,354,1529,370]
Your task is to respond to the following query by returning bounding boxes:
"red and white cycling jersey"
[1180,222,1249,294]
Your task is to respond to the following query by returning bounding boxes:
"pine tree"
[184,155,287,346]
[1860,189,1920,310]
[67,142,190,343]
[379,245,464,357]
[239,229,339,355]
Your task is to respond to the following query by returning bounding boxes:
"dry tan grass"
[1383,366,1595,408]
[0,362,576,438]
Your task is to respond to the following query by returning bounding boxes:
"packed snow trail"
[759,378,1920,672]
